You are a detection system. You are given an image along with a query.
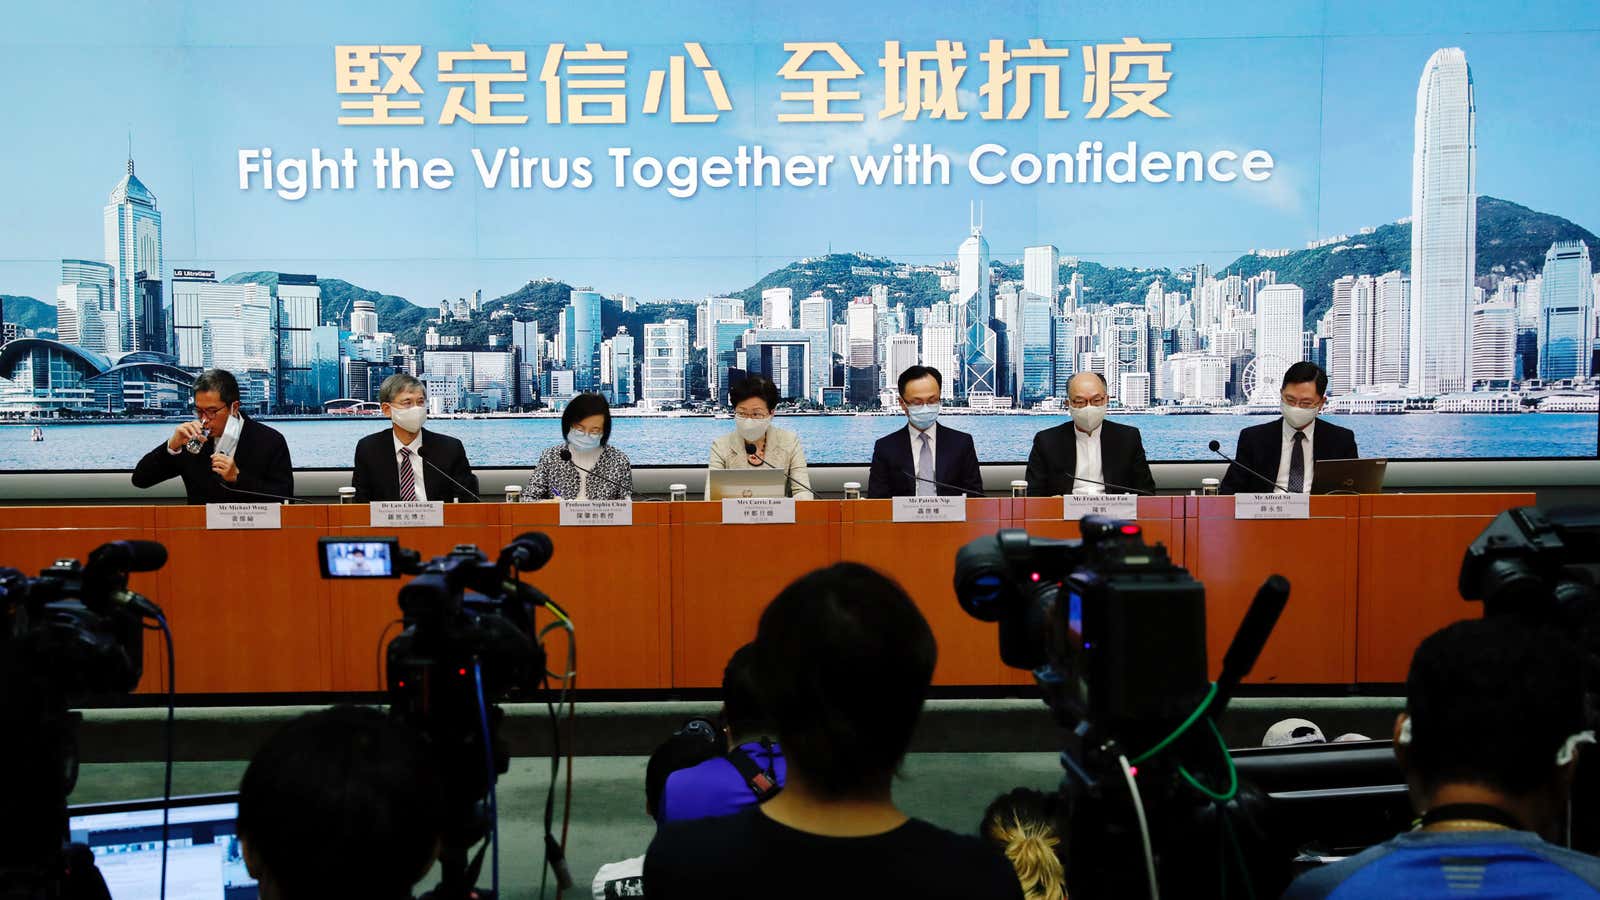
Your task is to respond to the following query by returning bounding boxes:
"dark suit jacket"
[350,427,479,502]
[131,415,294,504]
[1025,419,1156,496]
[1219,418,1359,494]
[867,424,984,498]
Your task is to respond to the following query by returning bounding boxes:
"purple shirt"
[660,741,786,823]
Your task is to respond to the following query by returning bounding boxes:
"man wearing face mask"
[132,368,295,504]
[1220,361,1358,495]
[1024,371,1155,497]
[865,366,983,498]
[350,373,479,502]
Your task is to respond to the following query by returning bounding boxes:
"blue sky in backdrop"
[1,0,1596,306]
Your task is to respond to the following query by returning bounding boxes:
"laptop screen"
[68,795,258,900]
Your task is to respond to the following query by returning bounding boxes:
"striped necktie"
[398,447,418,500]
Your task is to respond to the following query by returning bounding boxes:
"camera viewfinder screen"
[324,540,394,578]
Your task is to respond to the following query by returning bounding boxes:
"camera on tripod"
[955,516,1292,900]
[1,540,169,900]
[317,532,564,900]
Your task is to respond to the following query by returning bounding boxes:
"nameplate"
[560,499,634,526]
[1233,493,1311,520]
[371,500,444,528]
[722,497,796,525]
[205,503,281,530]
[1063,494,1140,521]
[892,496,967,523]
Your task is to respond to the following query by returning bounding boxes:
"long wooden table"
[0,494,1532,695]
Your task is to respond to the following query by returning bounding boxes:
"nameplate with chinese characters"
[559,499,634,527]
[205,503,282,530]
[370,501,445,528]
[1233,493,1310,520]
[722,497,797,525]
[891,496,967,523]
[1062,495,1140,521]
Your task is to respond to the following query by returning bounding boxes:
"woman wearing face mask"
[522,392,634,501]
[707,375,813,500]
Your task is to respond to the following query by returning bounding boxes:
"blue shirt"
[1285,830,1600,899]
[660,740,786,823]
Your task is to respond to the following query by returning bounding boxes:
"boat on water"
[30,426,44,441]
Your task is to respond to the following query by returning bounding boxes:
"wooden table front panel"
[838,498,1010,686]
[1356,492,1536,683]
[1184,495,1360,685]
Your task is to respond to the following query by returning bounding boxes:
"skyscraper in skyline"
[958,207,995,399]
[563,289,603,391]
[1023,244,1059,307]
[1254,284,1305,399]
[351,299,378,335]
[1539,240,1594,382]
[642,318,688,407]
[1470,299,1516,386]
[103,156,163,353]
[1409,47,1477,395]
[761,287,794,330]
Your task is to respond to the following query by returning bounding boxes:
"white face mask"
[1281,402,1319,430]
[1070,404,1107,433]
[735,416,771,443]
[213,409,244,457]
[390,405,426,434]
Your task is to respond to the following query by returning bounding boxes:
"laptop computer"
[1311,458,1388,495]
[707,467,789,500]
[68,793,257,899]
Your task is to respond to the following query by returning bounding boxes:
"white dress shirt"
[394,430,428,501]
[1072,425,1105,494]
[1274,417,1316,493]
[909,421,938,482]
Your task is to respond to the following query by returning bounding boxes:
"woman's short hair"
[752,562,936,796]
[729,375,780,412]
[980,788,1068,900]
[561,392,613,445]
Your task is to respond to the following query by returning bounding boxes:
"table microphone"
[1060,473,1154,496]
[1206,439,1282,493]
[747,443,813,498]
[417,447,483,502]
[897,466,986,498]
[213,478,308,504]
[559,447,638,499]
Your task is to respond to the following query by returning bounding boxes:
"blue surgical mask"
[907,403,940,431]
[567,430,602,452]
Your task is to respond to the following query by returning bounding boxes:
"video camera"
[955,516,1292,899]
[1460,505,1600,626]
[1,540,169,900]
[318,532,563,900]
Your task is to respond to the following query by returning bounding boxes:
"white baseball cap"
[1263,717,1327,747]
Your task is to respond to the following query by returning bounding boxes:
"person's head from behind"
[1397,618,1587,838]
[238,705,441,900]
[754,562,936,797]
[645,719,723,823]
[721,642,774,746]
[562,392,612,451]
[980,788,1068,900]
[192,369,242,436]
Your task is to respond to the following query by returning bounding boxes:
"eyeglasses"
[388,398,426,409]
[904,399,940,409]
[193,404,228,418]
[733,411,771,420]
[1067,396,1109,409]
[570,426,605,437]
[1281,396,1322,410]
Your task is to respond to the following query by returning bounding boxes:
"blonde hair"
[984,810,1067,900]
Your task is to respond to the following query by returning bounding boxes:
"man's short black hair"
[1406,619,1585,795]
[1281,361,1329,396]
[238,705,441,899]
[561,392,613,445]
[722,642,772,736]
[753,562,936,796]
[645,720,722,821]
[193,369,241,406]
[897,365,942,397]
[730,374,781,411]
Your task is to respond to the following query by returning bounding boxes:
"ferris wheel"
[1243,353,1292,403]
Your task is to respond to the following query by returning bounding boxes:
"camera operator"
[237,705,443,900]
[643,563,1022,899]
[1285,619,1600,898]
[659,643,787,823]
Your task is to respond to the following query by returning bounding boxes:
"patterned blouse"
[521,443,633,501]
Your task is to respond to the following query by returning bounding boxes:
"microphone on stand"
[747,443,813,498]
[417,445,482,502]
[1207,439,1282,493]
[213,478,308,505]
[896,466,986,498]
[559,447,637,499]
[1057,473,1154,496]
